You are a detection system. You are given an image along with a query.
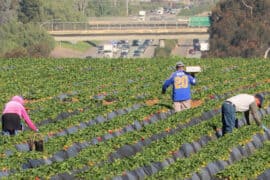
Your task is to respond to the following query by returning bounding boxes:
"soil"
[191,99,203,108]
[145,99,159,106]
[50,43,101,59]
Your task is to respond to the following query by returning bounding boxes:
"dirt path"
[50,46,85,58]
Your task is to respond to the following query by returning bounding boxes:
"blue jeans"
[2,123,24,136]
[222,101,236,135]
[2,130,22,136]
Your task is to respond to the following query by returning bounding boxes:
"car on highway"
[133,50,141,57]
[193,39,200,51]
[143,39,151,46]
[121,48,129,54]
[97,46,103,54]
[121,44,130,53]
[120,52,128,58]
[137,45,146,53]
[189,49,195,55]
[132,40,141,46]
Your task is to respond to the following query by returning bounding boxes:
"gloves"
[215,128,223,138]
[262,124,269,131]
[235,118,239,128]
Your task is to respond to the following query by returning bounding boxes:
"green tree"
[0,21,55,57]
[85,0,127,17]
[42,0,85,21]
[0,0,19,24]
[18,0,43,23]
[208,0,270,58]
[74,0,89,16]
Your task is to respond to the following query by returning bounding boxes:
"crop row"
[84,107,270,179]
[1,83,268,179]
[4,96,268,179]
[215,120,270,179]
[1,58,268,120]
[0,58,269,179]
[2,86,268,176]
[2,75,268,157]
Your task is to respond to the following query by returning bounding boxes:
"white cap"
[176,61,185,67]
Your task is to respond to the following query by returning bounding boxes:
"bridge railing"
[41,21,209,31]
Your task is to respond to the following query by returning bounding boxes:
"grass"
[178,3,214,16]
[154,39,177,57]
[56,41,99,52]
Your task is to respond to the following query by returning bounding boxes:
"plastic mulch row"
[14,103,143,152]
[189,126,270,179]
[111,107,270,180]
[49,107,270,179]
[0,106,172,178]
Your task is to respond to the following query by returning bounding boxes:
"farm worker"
[1,95,38,135]
[162,61,196,112]
[220,93,264,136]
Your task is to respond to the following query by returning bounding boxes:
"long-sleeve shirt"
[226,94,261,125]
[162,70,196,101]
[3,99,38,131]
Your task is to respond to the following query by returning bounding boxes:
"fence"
[41,20,209,31]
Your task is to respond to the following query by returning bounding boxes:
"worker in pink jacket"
[2,95,38,135]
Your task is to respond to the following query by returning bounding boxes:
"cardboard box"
[186,66,201,73]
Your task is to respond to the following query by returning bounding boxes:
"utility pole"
[264,47,270,59]
[126,0,129,16]
[169,0,172,8]
[241,0,253,17]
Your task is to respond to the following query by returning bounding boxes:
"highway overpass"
[43,22,209,41]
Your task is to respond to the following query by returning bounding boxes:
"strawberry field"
[0,57,270,179]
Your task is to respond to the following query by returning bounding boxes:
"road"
[48,12,209,58]
[171,36,209,58]
[82,39,158,59]
[51,37,207,59]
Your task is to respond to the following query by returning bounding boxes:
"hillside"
[0,57,269,179]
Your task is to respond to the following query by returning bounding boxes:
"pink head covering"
[4,95,37,131]
[11,95,24,105]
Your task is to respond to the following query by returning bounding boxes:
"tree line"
[0,0,55,57]
[207,0,270,58]
[0,0,175,57]
[0,0,191,58]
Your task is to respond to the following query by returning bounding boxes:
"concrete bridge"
[43,21,209,41]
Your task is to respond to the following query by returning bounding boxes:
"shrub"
[4,47,28,58]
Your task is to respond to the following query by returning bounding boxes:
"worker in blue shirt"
[162,61,196,112]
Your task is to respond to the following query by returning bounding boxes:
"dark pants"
[2,113,22,135]
[221,102,237,135]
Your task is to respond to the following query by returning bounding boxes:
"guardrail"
[41,21,209,31]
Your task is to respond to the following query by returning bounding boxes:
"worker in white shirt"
[219,93,264,136]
